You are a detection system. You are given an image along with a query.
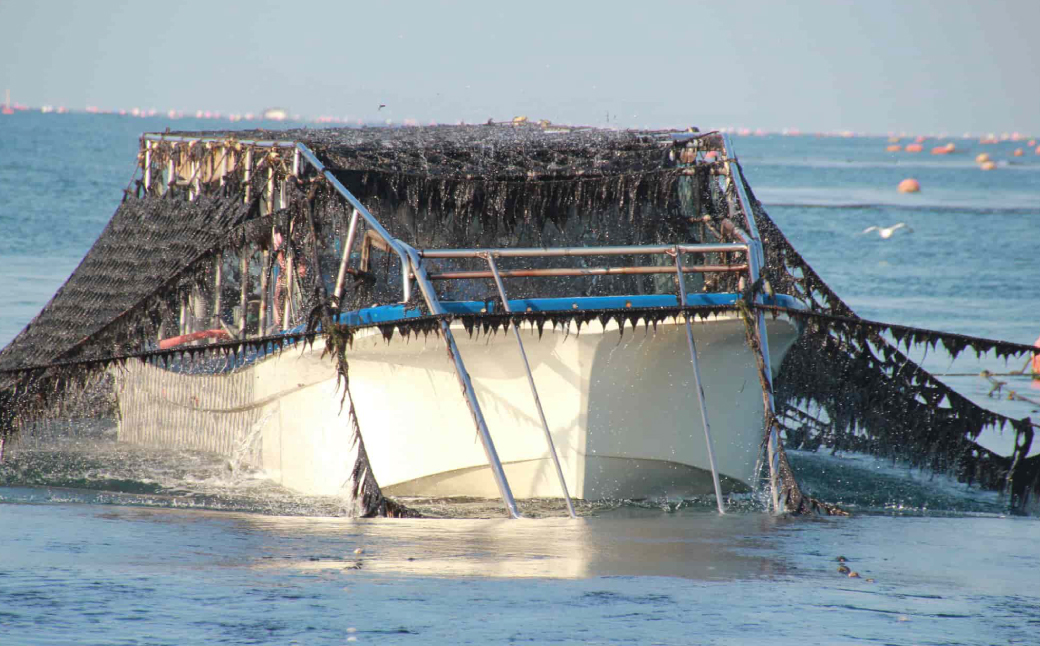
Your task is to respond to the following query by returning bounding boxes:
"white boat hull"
[114,311,800,501]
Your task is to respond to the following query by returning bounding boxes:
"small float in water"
[897,178,921,194]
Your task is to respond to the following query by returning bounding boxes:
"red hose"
[159,328,231,350]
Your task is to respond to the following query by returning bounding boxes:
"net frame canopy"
[0,123,1037,517]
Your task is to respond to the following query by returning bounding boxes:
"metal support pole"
[166,151,174,196]
[239,251,250,337]
[722,135,762,241]
[332,209,361,306]
[674,249,726,513]
[280,168,298,329]
[748,249,781,513]
[282,252,294,330]
[219,146,227,187]
[279,161,289,211]
[402,244,521,518]
[243,148,253,204]
[723,136,782,514]
[190,147,200,201]
[179,292,188,336]
[213,254,223,331]
[193,284,208,337]
[143,142,151,193]
[258,249,270,336]
[485,253,577,518]
[266,165,275,215]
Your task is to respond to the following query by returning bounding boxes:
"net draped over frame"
[1,124,1036,516]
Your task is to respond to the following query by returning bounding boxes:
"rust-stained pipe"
[421,243,746,259]
[426,264,747,281]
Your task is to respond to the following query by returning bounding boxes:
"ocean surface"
[2,114,1039,645]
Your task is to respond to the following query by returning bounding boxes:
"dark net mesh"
[0,195,251,373]
[743,169,1039,512]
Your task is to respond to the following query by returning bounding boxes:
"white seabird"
[862,223,913,239]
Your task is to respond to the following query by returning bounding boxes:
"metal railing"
[418,243,748,281]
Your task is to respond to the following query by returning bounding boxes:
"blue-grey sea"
[2,114,1039,645]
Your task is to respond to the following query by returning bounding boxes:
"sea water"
[2,114,1039,645]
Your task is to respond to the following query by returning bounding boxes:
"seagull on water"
[862,222,913,239]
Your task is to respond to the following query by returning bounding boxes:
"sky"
[1,0,1038,135]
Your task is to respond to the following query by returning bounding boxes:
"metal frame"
[332,209,361,306]
[408,242,747,513]
[133,132,784,518]
[142,134,297,149]
[293,141,751,517]
[722,134,782,514]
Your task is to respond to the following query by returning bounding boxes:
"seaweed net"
[742,169,1039,513]
[1,124,1037,516]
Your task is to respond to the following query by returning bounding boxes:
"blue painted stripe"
[330,293,802,327]
[335,305,425,326]
[230,293,803,371]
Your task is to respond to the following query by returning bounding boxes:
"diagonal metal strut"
[484,253,578,518]
[673,248,726,514]
[297,143,521,519]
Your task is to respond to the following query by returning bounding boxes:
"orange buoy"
[1032,335,1040,377]
[1036,145,1040,155]
[905,143,923,152]
[1029,139,1037,147]
[886,144,902,152]
[931,145,950,155]
[980,161,997,171]
[1013,148,1024,157]
[975,153,991,164]
[897,178,920,193]
[914,135,926,143]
